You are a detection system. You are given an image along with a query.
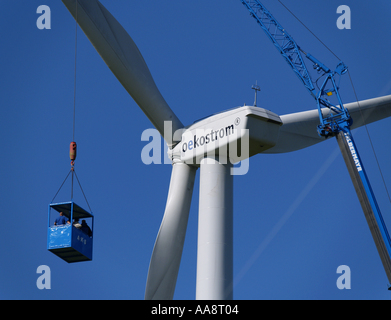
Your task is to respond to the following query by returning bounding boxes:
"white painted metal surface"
[62,0,391,300]
[145,162,197,300]
[62,0,183,147]
[266,95,391,154]
[196,156,233,300]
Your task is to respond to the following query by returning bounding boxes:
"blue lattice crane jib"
[240,0,352,138]
[240,0,391,289]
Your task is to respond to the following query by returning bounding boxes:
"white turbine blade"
[265,95,391,154]
[62,0,183,146]
[145,163,197,300]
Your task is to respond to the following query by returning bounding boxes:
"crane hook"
[70,141,77,169]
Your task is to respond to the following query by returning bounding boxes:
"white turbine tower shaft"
[196,157,233,300]
[62,0,391,299]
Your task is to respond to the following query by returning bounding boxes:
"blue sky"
[1,0,391,300]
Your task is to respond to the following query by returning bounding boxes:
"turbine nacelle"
[62,0,391,299]
[172,106,282,165]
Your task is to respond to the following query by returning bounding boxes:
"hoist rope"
[277,0,340,60]
[70,2,79,201]
[71,167,74,200]
[51,169,72,203]
[51,2,92,212]
[278,0,391,205]
[72,2,78,142]
[74,170,92,213]
[347,72,391,204]
[51,168,93,212]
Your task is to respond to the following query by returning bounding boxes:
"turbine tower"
[62,0,391,299]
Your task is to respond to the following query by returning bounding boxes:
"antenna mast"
[252,82,261,107]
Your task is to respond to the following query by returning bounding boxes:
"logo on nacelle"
[181,123,236,153]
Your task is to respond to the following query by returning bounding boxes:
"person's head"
[82,220,87,226]
[59,212,63,216]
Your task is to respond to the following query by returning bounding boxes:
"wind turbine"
[62,0,391,299]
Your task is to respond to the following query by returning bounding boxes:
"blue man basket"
[48,201,94,263]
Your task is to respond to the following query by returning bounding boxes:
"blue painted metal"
[240,0,315,97]
[314,62,352,137]
[48,225,72,249]
[241,0,391,288]
[240,0,351,137]
[340,130,391,287]
[345,131,391,255]
[47,201,93,263]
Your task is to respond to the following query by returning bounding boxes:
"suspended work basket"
[48,142,94,263]
[48,201,94,263]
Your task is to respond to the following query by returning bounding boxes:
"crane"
[241,0,391,289]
